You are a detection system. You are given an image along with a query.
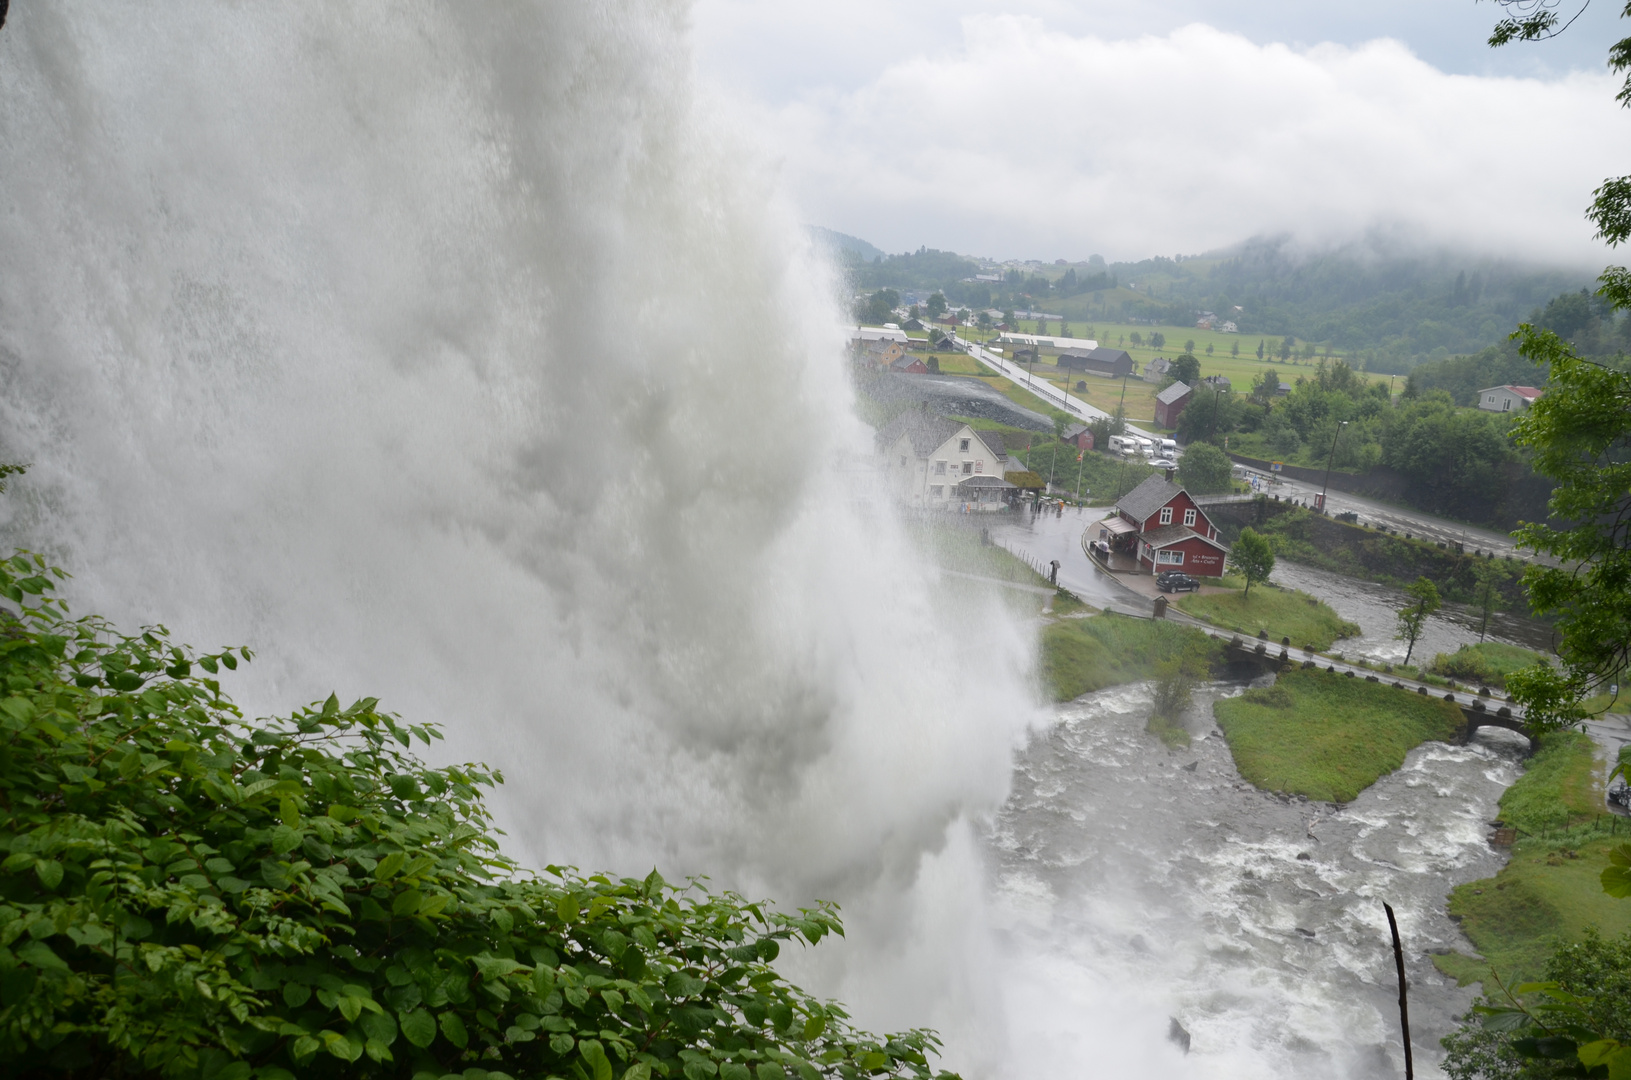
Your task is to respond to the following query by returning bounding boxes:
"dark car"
[1156,570,1200,593]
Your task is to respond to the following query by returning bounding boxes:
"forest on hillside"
[837,234,1611,373]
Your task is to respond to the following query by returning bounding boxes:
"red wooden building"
[1093,474,1230,577]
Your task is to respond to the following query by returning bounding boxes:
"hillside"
[825,230,1607,372]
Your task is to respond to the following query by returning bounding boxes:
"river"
[991,679,1527,1078]
[984,509,1551,1076]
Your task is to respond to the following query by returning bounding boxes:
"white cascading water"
[0,2,1038,1066]
[0,5,1515,1078]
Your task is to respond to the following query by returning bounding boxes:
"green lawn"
[1428,642,1551,690]
[1434,732,1631,987]
[1173,584,1359,650]
[1212,667,1465,802]
[1041,614,1224,702]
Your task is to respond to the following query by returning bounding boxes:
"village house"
[1143,356,1173,383]
[1154,380,1193,428]
[889,354,928,375]
[1061,423,1095,452]
[876,411,1016,511]
[851,325,910,346]
[1058,347,1135,378]
[1477,384,1544,413]
[1092,475,1229,577]
[861,340,906,369]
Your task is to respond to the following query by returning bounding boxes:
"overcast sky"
[692,0,1628,266]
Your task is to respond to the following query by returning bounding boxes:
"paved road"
[955,335,1162,440]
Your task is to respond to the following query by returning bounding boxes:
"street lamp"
[1208,382,1229,441]
[1318,420,1350,514]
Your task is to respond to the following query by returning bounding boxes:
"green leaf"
[279,795,301,827]
[720,1065,751,1080]
[16,940,67,972]
[550,1034,575,1054]
[755,1066,787,1080]
[400,1009,436,1048]
[801,1014,826,1041]
[376,852,406,882]
[283,984,312,1008]
[439,1011,469,1049]
[601,989,624,1015]
[392,889,423,917]
[291,1036,321,1063]
[33,860,63,890]
[579,1039,614,1080]
[323,1030,361,1062]
[271,826,302,855]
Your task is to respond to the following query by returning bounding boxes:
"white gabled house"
[876,411,1016,511]
[1476,385,1543,413]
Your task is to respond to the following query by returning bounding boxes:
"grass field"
[1434,732,1631,987]
[1174,584,1360,650]
[1212,667,1465,802]
[1428,642,1550,689]
[1040,614,1224,702]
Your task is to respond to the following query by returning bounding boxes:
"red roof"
[1509,385,1543,400]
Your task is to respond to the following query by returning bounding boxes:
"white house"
[1477,385,1543,413]
[851,324,910,345]
[997,333,1098,351]
[876,411,1016,511]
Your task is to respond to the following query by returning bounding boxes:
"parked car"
[1152,457,1178,472]
[1156,570,1200,593]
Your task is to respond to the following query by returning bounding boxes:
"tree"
[1249,367,1279,405]
[1129,331,1143,346]
[926,355,940,373]
[1150,331,1166,349]
[0,556,953,1080]
[1279,336,1295,361]
[1206,343,1214,355]
[1256,339,1266,360]
[1036,318,1049,336]
[926,292,947,318]
[1229,527,1276,599]
[1472,556,1502,643]
[1169,353,1201,386]
[1395,576,1441,665]
[1230,341,1239,357]
[1177,441,1233,493]
[853,288,898,325]
[1059,319,1071,338]
[1184,339,1195,353]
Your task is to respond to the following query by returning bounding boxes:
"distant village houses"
[851,324,909,345]
[1143,356,1173,383]
[1477,385,1543,413]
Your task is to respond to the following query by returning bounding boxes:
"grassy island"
[1212,667,1463,802]
[1174,583,1360,651]
[1435,732,1631,987]
[1041,614,1224,701]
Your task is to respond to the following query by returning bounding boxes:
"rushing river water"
[992,679,1530,1079]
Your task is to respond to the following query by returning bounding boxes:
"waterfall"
[0,3,1042,1061]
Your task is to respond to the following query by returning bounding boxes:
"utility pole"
[1209,383,1228,441]
[1318,420,1349,513]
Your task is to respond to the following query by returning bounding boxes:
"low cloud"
[743,17,1623,264]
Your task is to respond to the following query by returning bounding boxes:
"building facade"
[1092,474,1229,576]
[877,412,1016,511]
[1477,385,1543,412]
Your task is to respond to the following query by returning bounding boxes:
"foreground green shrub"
[0,554,952,1080]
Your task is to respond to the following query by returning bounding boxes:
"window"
[899,455,907,467]
[931,485,944,497]
[959,438,971,451]
[1159,507,1173,525]
[962,461,973,475]
[935,460,947,475]
[1157,549,1185,565]
[1183,508,1197,527]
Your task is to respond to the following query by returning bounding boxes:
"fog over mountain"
[707,14,1624,267]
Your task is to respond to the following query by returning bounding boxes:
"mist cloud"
[745,17,1623,264]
